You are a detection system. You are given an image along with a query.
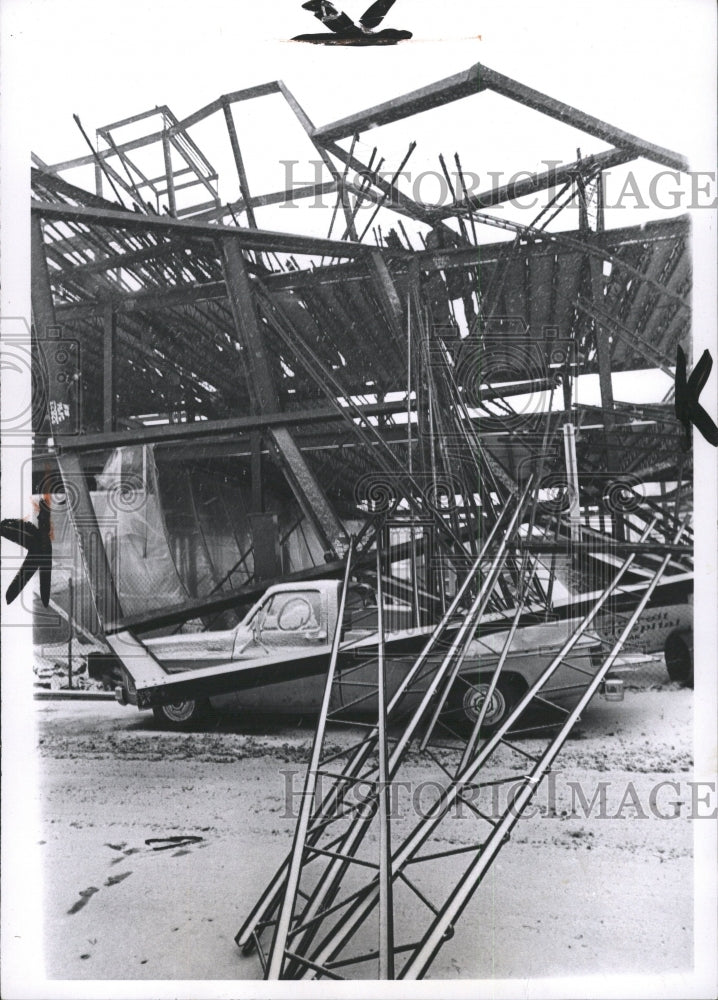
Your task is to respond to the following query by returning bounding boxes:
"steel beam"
[30,201,373,259]
[266,427,348,557]
[250,431,264,512]
[321,140,439,229]
[520,542,691,554]
[440,147,633,217]
[102,302,116,432]
[222,237,347,557]
[105,630,169,689]
[222,100,258,229]
[478,65,688,173]
[313,63,688,173]
[49,399,420,453]
[222,237,279,412]
[49,393,561,461]
[313,65,485,143]
[195,181,339,223]
[588,255,617,469]
[368,250,404,336]
[265,542,355,979]
[277,82,359,242]
[44,82,282,173]
[48,216,688,313]
[374,534,394,979]
[161,132,178,216]
[112,558,349,634]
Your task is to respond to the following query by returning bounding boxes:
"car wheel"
[152,698,212,729]
[664,629,693,688]
[447,674,521,737]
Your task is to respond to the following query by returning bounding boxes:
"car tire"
[152,698,213,729]
[446,674,522,737]
[664,628,693,688]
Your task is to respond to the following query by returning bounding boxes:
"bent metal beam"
[312,62,689,174]
[30,201,374,260]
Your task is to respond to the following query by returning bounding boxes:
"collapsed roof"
[30,62,692,636]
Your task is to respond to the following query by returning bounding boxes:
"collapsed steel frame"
[30,62,693,979]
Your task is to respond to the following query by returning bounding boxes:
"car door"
[145,627,238,673]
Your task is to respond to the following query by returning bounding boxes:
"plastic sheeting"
[38,442,345,641]
[93,446,189,614]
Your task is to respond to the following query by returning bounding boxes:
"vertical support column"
[406,292,421,628]
[576,151,589,234]
[250,430,264,512]
[162,131,177,217]
[248,512,281,581]
[103,302,116,433]
[67,576,74,688]
[589,254,616,462]
[563,423,581,543]
[222,237,277,412]
[375,529,395,979]
[596,172,605,233]
[562,421,582,596]
[369,250,404,337]
[31,215,123,632]
[221,237,347,558]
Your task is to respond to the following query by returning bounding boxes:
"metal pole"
[265,538,355,979]
[375,531,394,979]
[102,303,116,433]
[420,304,446,614]
[406,291,421,628]
[357,143,417,244]
[341,149,381,241]
[588,254,616,476]
[222,101,257,229]
[401,524,686,979]
[563,422,581,543]
[67,578,74,690]
[417,503,525,751]
[458,559,539,771]
[453,153,478,245]
[162,131,177,217]
[325,133,358,247]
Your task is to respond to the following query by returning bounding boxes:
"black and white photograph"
[1,1,717,996]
